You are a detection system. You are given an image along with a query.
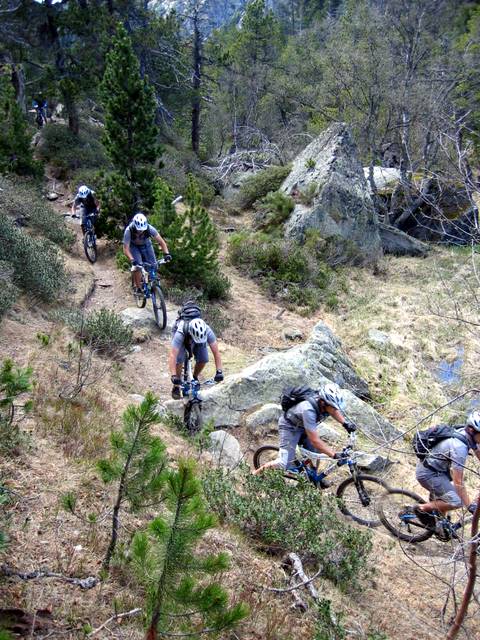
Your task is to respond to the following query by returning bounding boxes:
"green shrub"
[253,190,294,230]
[166,285,230,337]
[227,230,338,312]
[115,249,131,272]
[0,177,74,248]
[235,165,292,209]
[298,181,318,205]
[0,213,68,302]
[315,599,346,640]
[305,158,316,170]
[80,308,133,357]
[38,122,109,179]
[203,469,372,589]
[0,262,19,320]
[0,358,33,455]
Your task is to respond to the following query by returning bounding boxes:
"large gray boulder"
[164,320,398,442]
[208,430,243,469]
[378,223,429,257]
[282,123,382,264]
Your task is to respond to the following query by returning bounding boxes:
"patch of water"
[434,345,464,385]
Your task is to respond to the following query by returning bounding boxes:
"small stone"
[356,452,393,472]
[367,329,391,350]
[128,394,145,404]
[47,192,59,201]
[131,345,142,353]
[284,328,304,341]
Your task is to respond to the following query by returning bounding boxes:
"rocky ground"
[0,176,479,639]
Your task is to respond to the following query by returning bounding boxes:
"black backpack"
[281,385,319,417]
[413,424,469,461]
[173,301,202,352]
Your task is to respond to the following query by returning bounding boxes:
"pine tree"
[98,24,160,237]
[0,71,42,178]
[131,459,248,640]
[161,175,230,299]
[150,178,176,233]
[97,393,168,572]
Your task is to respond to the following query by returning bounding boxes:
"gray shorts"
[276,426,315,470]
[416,464,462,507]
[176,342,209,365]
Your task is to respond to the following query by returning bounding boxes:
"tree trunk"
[63,88,79,135]
[191,6,201,156]
[11,63,26,113]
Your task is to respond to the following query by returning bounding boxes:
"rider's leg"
[171,346,186,399]
[192,343,208,379]
[131,246,143,289]
[252,425,301,475]
[416,470,462,515]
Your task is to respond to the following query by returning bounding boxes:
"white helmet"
[78,185,91,198]
[189,318,207,344]
[317,382,346,411]
[467,410,480,432]
[132,213,148,231]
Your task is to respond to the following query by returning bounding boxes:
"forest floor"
[0,178,479,639]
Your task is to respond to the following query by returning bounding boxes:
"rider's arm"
[153,233,169,255]
[71,197,77,216]
[451,468,471,507]
[209,340,223,371]
[325,406,345,424]
[305,429,336,458]
[123,242,135,261]
[168,346,180,376]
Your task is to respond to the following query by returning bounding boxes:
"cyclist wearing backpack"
[412,411,480,526]
[168,302,223,400]
[253,383,357,482]
[72,185,100,234]
[123,213,171,291]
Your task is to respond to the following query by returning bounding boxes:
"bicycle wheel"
[378,488,433,543]
[253,445,280,469]
[83,231,97,264]
[336,474,389,528]
[151,284,167,330]
[184,399,202,434]
[132,273,146,309]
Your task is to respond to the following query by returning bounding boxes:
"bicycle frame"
[293,433,359,484]
[131,258,166,296]
[181,355,215,401]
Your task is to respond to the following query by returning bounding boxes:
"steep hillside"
[0,174,479,639]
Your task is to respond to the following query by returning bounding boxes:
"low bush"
[0,358,33,456]
[0,177,74,248]
[253,190,294,230]
[0,213,68,302]
[235,165,291,209]
[227,230,341,312]
[159,145,216,205]
[166,285,230,337]
[80,308,133,358]
[38,122,109,180]
[203,469,372,589]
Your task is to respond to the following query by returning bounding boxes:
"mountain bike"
[181,354,216,433]
[72,207,98,263]
[378,487,475,543]
[131,259,167,330]
[253,433,389,527]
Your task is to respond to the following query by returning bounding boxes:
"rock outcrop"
[378,223,429,257]
[208,430,243,469]
[165,320,398,442]
[282,123,382,264]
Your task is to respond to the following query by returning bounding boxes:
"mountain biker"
[168,317,224,400]
[71,185,100,234]
[123,213,171,291]
[412,411,480,526]
[252,383,357,482]
[32,95,47,125]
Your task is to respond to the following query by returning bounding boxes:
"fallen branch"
[446,495,480,639]
[88,608,142,636]
[285,553,319,600]
[0,565,99,590]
